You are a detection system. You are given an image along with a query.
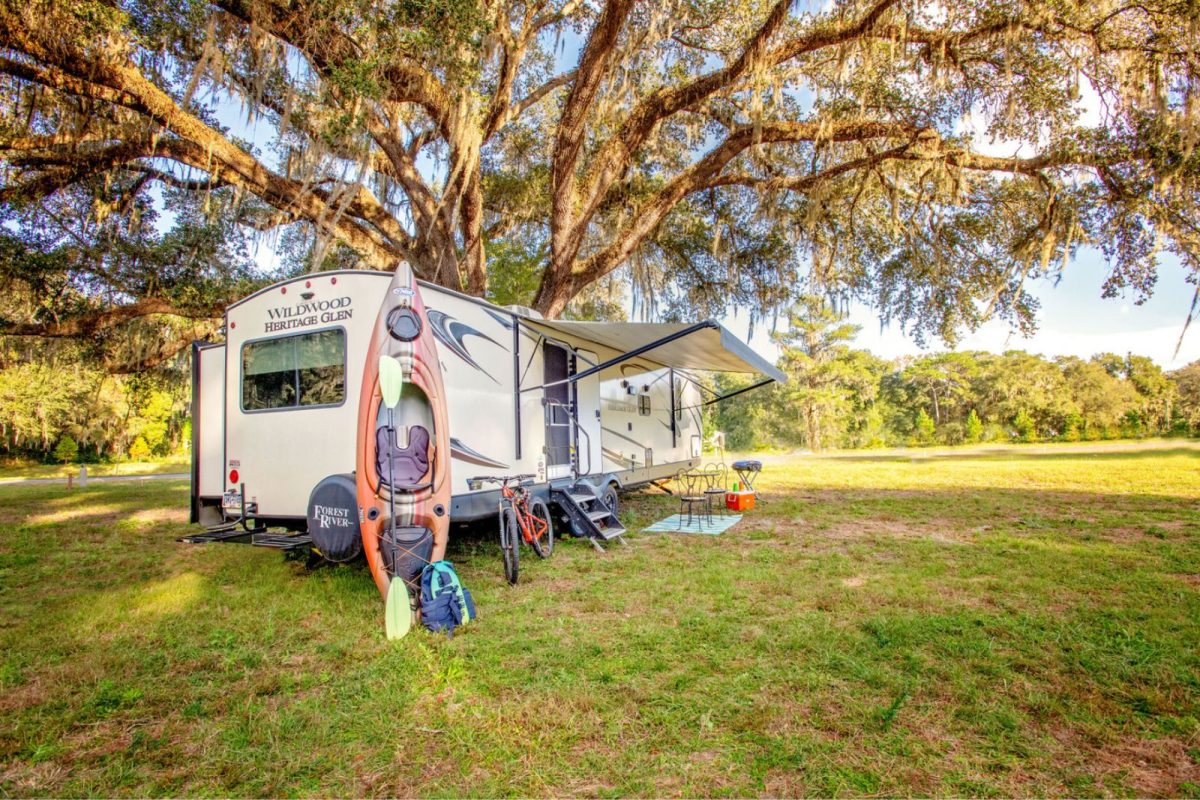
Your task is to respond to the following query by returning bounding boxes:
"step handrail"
[544,398,593,477]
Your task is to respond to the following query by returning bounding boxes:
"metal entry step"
[551,481,626,550]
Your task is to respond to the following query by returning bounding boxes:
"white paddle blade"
[384,577,412,640]
[379,355,404,409]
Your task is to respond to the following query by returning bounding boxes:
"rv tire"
[600,484,620,518]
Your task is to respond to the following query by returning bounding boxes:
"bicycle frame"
[499,482,548,545]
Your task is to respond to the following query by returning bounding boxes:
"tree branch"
[0,14,416,268]
[561,0,809,271]
[550,0,635,257]
[212,0,451,132]
[492,68,577,135]
[0,298,221,338]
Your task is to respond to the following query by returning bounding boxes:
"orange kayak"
[355,263,450,601]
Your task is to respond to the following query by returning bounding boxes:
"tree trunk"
[532,275,575,318]
[807,403,821,452]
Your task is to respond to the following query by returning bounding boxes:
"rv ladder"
[551,482,626,548]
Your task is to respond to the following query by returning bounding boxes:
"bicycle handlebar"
[467,473,536,486]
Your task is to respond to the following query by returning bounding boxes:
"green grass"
[1,443,1199,797]
[0,455,189,482]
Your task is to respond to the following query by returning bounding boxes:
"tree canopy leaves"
[0,0,1197,360]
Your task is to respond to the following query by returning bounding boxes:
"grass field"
[1,444,1198,797]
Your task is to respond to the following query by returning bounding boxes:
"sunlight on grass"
[128,572,205,618]
[26,503,122,525]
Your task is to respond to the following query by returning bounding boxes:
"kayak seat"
[377,424,432,491]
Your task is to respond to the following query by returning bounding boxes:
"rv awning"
[520,318,787,384]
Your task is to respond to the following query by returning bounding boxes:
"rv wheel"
[600,484,619,517]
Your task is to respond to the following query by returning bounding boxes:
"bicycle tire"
[500,506,520,585]
[528,498,554,559]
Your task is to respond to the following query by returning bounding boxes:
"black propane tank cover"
[386,306,422,341]
[307,474,362,562]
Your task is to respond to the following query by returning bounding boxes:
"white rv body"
[189,269,782,530]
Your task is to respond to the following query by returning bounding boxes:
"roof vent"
[503,304,542,319]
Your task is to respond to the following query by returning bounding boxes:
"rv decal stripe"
[450,438,509,469]
[427,309,501,384]
[602,447,636,468]
[484,309,513,329]
[601,425,645,448]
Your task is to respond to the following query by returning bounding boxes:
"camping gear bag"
[420,560,476,637]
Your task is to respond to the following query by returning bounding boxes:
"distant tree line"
[5,293,1199,463]
[715,298,1200,451]
[0,342,188,463]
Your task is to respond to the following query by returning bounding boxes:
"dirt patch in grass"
[0,760,69,795]
[768,517,978,550]
[1093,736,1200,797]
[0,676,52,715]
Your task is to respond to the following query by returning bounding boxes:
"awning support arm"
[701,378,776,407]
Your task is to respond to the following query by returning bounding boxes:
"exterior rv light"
[305,280,312,288]
[331,277,338,285]
[386,307,422,341]
[229,469,239,484]
[281,286,287,294]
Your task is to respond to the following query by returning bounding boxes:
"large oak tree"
[0,0,1197,359]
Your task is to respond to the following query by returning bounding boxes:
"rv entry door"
[543,343,573,479]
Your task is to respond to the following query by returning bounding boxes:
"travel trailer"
[187,267,784,557]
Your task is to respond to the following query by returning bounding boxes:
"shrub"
[1014,410,1037,442]
[913,409,935,446]
[53,436,78,464]
[939,421,966,446]
[1062,412,1084,442]
[965,410,983,443]
[128,436,152,461]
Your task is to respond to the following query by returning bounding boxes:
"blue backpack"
[420,561,476,637]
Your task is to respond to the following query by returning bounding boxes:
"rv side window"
[242,329,346,411]
[638,394,651,415]
[673,377,684,422]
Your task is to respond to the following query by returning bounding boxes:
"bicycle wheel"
[528,498,554,559]
[500,506,520,585]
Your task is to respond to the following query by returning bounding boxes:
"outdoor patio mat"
[642,513,743,535]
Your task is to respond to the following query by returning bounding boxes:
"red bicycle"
[468,474,554,584]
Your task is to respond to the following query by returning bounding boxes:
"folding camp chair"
[675,470,710,529]
[702,462,728,518]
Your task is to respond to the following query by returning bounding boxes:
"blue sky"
[728,250,1199,368]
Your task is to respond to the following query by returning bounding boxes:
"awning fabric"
[520,318,787,384]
